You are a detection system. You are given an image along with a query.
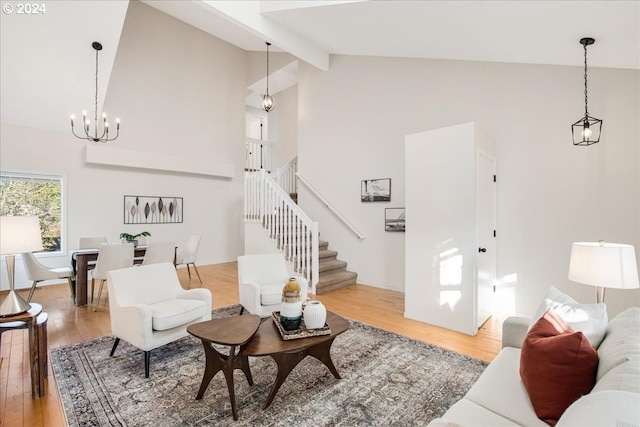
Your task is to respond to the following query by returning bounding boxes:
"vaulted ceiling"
[2,1,638,134]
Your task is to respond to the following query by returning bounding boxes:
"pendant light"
[70,41,120,143]
[261,42,274,112]
[571,37,602,146]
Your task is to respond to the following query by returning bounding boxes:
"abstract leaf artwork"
[124,195,183,224]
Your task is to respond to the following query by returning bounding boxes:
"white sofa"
[428,307,640,427]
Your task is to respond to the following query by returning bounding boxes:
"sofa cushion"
[556,390,640,427]
[530,286,607,348]
[596,307,640,382]
[149,299,207,331]
[592,359,640,394]
[433,399,521,427]
[464,347,549,427]
[260,282,284,306]
[520,309,599,426]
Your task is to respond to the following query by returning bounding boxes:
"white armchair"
[107,262,212,378]
[237,253,308,318]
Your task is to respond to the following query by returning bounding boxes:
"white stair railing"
[296,173,366,240]
[244,169,319,292]
[245,138,272,172]
[274,156,298,196]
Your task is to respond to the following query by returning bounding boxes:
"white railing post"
[245,138,272,172]
[275,156,298,196]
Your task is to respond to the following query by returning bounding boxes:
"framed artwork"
[124,195,183,224]
[385,208,405,232]
[361,178,391,202]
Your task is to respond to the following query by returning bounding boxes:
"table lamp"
[0,216,43,316]
[568,241,640,303]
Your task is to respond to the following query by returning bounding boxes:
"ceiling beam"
[198,1,330,71]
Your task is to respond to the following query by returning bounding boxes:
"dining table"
[70,246,148,306]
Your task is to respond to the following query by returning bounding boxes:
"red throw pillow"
[520,308,599,426]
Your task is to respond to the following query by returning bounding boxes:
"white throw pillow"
[530,286,607,348]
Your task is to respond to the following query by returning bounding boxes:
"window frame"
[0,171,67,256]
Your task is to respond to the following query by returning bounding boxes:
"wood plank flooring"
[0,262,502,427]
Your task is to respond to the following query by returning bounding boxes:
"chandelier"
[261,42,274,112]
[70,41,120,143]
[571,37,602,146]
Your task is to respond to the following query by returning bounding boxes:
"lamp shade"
[0,216,43,254]
[568,242,640,290]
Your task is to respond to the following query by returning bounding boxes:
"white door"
[476,151,496,329]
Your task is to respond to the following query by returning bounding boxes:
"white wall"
[297,54,639,318]
[268,85,299,168]
[1,1,247,290]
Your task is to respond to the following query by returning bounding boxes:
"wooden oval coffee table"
[241,310,349,409]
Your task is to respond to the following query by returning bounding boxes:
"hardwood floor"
[0,262,502,427]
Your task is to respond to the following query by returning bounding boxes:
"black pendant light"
[571,37,602,146]
[70,42,120,143]
[261,42,274,112]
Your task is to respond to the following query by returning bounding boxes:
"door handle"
[478,247,487,253]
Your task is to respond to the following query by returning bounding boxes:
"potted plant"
[119,231,151,247]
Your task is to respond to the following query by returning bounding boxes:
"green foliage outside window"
[0,173,63,252]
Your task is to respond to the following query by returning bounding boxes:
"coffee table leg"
[263,351,306,409]
[196,342,245,421]
[307,338,341,379]
[263,338,342,409]
[237,352,254,386]
[195,341,223,400]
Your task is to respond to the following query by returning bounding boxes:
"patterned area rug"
[51,305,487,426]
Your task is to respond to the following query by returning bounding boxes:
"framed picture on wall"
[361,178,391,202]
[124,195,183,224]
[385,208,405,232]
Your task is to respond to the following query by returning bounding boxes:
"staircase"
[244,167,358,294]
[316,240,358,294]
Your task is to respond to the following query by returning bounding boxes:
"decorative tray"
[272,312,331,341]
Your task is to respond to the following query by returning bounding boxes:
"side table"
[0,303,47,399]
[187,314,260,420]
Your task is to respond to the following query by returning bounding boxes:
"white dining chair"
[78,236,108,249]
[91,243,134,311]
[175,235,202,285]
[77,236,108,271]
[22,252,75,302]
[142,241,176,265]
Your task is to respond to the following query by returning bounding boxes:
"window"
[0,172,64,253]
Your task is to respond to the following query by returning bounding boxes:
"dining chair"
[77,236,108,271]
[175,235,202,285]
[78,236,108,249]
[22,252,75,302]
[142,241,176,265]
[91,243,134,311]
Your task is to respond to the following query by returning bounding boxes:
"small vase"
[304,300,327,330]
[280,277,302,331]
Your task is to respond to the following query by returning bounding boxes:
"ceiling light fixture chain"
[70,41,120,143]
[261,41,274,112]
[583,39,589,118]
[571,37,602,146]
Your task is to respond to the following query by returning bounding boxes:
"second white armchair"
[237,253,308,318]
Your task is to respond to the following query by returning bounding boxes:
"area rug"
[51,305,487,426]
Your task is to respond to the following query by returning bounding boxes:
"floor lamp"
[568,241,640,304]
[0,216,43,316]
